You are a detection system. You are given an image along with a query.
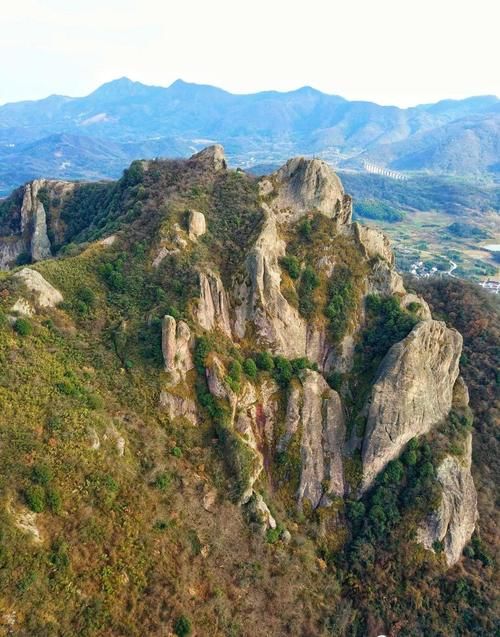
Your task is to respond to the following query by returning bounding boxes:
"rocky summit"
[0,145,489,636]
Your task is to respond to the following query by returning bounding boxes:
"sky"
[1,0,499,107]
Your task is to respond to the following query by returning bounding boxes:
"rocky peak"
[361,320,462,492]
[262,156,352,224]
[189,144,227,171]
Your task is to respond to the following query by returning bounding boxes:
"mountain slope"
[0,147,496,636]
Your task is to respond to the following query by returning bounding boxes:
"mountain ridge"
[0,78,498,195]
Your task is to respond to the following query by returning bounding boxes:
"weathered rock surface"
[196,270,232,337]
[279,370,345,508]
[417,433,478,565]
[205,355,278,504]
[25,182,52,262]
[189,144,227,171]
[361,320,462,491]
[13,268,63,308]
[159,390,197,425]
[262,157,352,224]
[161,315,194,383]
[10,298,34,316]
[0,238,25,270]
[233,212,332,367]
[352,222,394,265]
[188,210,206,240]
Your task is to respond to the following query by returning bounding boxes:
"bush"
[25,485,45,513]
[46,488,62,514]
[31,464,53,486]
[299,219,312,240]
[280,255,301,279]
[171,446,182,458]
[243,358,258,379]
[194,336,211,374]
[153,473,172,492]
[14,318,32,336]
[325,267,356,341]
[174,615,192,637]
[273,356,293,388]
[255,351,274,371]
[298,266,320,318]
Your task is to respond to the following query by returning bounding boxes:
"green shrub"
[171,446,182,458]
[326,371,343,392]
[243,358,258,379]
[266,524,284,544]
[174,615,192,637]
[46,488,62,514]
[153,473,172,492]
[255,351,274,371]
[324,266,356,341]
[299,219,312,241]
[273,356,293,388]
[25,485,45,513]
[14,318,32,336]
[280,255,301,279]
[31,464,53,486]
[298,265,320,318]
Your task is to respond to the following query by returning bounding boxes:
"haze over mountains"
[0,77,498,195]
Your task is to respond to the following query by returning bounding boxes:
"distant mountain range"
[0,77,498,194]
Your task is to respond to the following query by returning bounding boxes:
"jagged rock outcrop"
[188,210,206,240]
[189,144,227,171]
[278,370,345,508]
[13,268,63,308]
[261,157,352,224]
[233,212,332,367]
[417,433,478,565]
[161,315,194,383]
[352,223,394,265]
[361,320,462,491]
[196,271,232,337]
[24,181,52,262]
[0,179,76,269]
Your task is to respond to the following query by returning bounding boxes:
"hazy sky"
[1,0,498,107]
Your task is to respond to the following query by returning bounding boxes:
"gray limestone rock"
[279,370,345,508]
[361,320,462,492]
[417,433,478,565]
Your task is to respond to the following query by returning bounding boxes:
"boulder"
[188,210,206,240]
[13,268,63,308]
[361,320,462,491]
[189,145,227,171]
[417,433,478,565]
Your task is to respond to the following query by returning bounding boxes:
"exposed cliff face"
[0,179,74,269]
[279,371,345,508]
[361,320,462,491]
[196,270,232,337]
[417,433,478,565]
